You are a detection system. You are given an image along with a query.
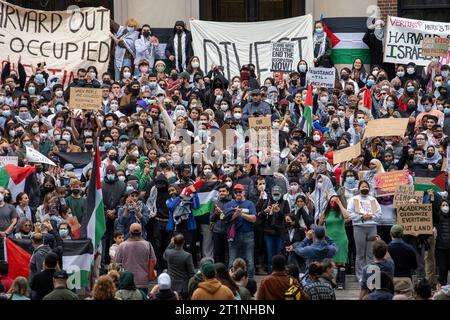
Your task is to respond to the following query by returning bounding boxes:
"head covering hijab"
[311,174,336,222]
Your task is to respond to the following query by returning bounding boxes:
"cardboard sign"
[397,204,433,235]
[249,116,272,153]
[393,185,424,206]
[374,171,410,196]
[333,143,362,164]
[0,156,18,167]
[363,118,409,140]
[69,87,103,110]
[305,67,336,89]
[422,37,449,58]
[271,42,295,72]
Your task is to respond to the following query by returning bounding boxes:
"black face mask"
[172,95,179,102]
[407,105,417,112]
[171,74,178,81]
[426,152,434,158]
[393,84,401,91]
[109,155,118,162]
[360,189,370,195]
[328,110,335,116]
[332,123,339,130]
[72,189,81,196]
[341,74,349,81]
[131,88,140,95]
[176,28,183,34]
[345,89,354,96]
[291,79,298,86]
[85,144,94,151]
[44,186,54,193]
[378,76,386,81]
[143,31,151,38]
[4,194,11,203]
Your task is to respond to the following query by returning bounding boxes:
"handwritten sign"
[374,171,410,196]
[306,67,336,89]
[69,87,103,110]
[249,116,272,153]
[363,118,409,140]
[422,37,450,58]
[333,143,362,164]
[0,156,18,167]
[397,204,433,235]
[270,42,295,72]
[393,185,424,206]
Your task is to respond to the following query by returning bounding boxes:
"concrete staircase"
[335,275,360,300]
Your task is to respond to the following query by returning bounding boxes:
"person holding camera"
[117,183,149,240]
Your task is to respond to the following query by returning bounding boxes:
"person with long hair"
[319,196,349,289]
[282,213,306,273]
[347,181,381,281]
[91,275,119,300]
[215,262,251,300]
[7,277,30,300]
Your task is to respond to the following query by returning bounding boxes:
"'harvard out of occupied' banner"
[0,0,110,86]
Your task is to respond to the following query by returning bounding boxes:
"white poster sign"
[26,146,56,166]
[0,156,18,167]
[383,16,450,66]
[190,15,314,81]
[271,42,295,72]
[0,0,110,87]
[306,67,336,89]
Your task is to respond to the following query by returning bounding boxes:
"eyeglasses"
[145,131,153,134]
[234,190,243,194]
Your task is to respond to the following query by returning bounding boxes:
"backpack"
[285,277,306,300]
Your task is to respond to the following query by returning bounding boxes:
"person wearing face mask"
[187,56,204,84]
[165,21,193,73]
[311,174,337,224]
[111,18,139,81]
[211,184,232,265]
[101,165,126,265]
[296,60,309,87]
[433,199,450,287]
[64,180,86,225]
[414,94,444,131]
[1,56,26,95]
[312,21,333,68]
[283,180,303,213]
[134,24,160,75]
[340,67,360,96]
[347,181,382,281]
[255,185,290,274]
[119,81,142,116]
[404,62,423,86]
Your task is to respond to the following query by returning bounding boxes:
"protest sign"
[271,42,295,72]
[422,37,450,58]
[249,116,272,153]
[383,16,450,67]
[363,118,409,140]
[0,1,110,87]
[306,67,336,89]
[69,87,103,110]
[26,146,56,166]
[397,204,433,235]
[374,171,410,196]
[0,156,18,167]
[333,143,361,164]
[190,15,314,81]
[393,185,424,206]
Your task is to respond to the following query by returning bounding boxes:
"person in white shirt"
[347,180,382,281]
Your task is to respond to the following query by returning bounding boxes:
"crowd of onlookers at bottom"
[1,223,450,300]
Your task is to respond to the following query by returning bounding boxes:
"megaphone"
[280,148,290,159]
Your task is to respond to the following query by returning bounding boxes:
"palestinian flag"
[53,152,92,168]
[414,170,446,192]
[322,17,371,69]
[192,181,221,217]
[62,240,93,289]
[298,83,313,136]
[3,238,33,280]
[0,164,35,202]
[80,142,105,287]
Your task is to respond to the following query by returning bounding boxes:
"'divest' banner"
[190,15,314,81]
[383,16,450,67]
[0,1,110,86]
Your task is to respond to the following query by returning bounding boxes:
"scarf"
[313,32,327,59]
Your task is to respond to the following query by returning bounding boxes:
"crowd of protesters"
[0,16,450,301]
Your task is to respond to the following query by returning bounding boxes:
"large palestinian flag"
[323,17,371,69]
[414,170,446,192]
[192,181,221,217]
[0,164,35,202]
[3,238,33,280]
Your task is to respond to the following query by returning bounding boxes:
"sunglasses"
[234,190,243,194]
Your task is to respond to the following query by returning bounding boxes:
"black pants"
[213,233,228,265]
[254,225,266,269]
[101,217,116,266]
[436,248,450,285]
[0,236,4,261]
[150,219,170,272]
[345,224,356,272]
[377,225,393,245]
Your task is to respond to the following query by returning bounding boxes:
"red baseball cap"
[233,184,245,191]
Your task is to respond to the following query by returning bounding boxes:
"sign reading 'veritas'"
[393,185,424,206]
[333,143,361,164]
[69,87,103,110]
[374,171,410,196]
[397,204,433,235]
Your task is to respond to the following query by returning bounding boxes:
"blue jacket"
[117,201,150,239]
[166,194,199,232]
[293,236,337,267]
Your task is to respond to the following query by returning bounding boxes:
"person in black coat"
[282,213,306,273]
[165,21,193,72]
[30,252,58,300]
[434,199,450,286]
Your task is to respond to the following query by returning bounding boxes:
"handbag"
[148,257,157,281]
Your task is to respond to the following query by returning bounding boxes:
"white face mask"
[313,134,321,142]
[225,181,232,188]
[407,67,415,75]
[118,176,126,182]
[132,150,140,157]
[192,61,200,69]
[442,205,449,213]
[234,113,242,120]
[320,96,328,104]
